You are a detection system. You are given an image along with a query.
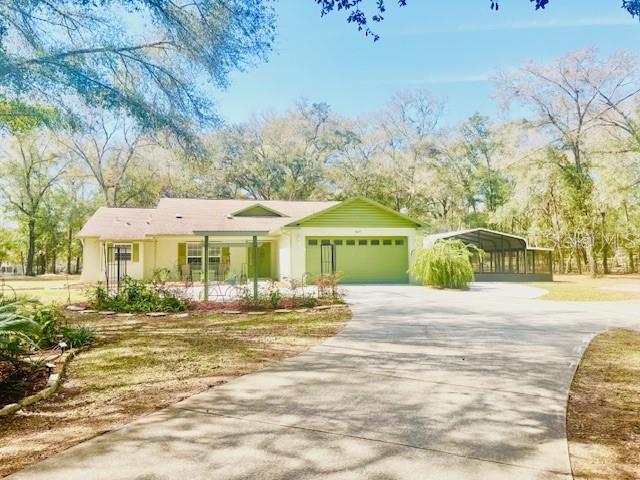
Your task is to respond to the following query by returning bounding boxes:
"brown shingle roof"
[78,199,338,239]
[77,207,154,240]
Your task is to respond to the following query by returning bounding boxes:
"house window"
[358,239,367,246]
[346,240,355,246]
[383,239,392,246]
[321,239,331,245]
[371,239,380,246]
[187,242,221,269]
[113,244,132,262]
[395,239,405,246]
[308,239,318,246]
[334,239,343,246]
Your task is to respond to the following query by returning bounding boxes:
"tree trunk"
[26,218,36,276]
[50,252,56,274]
[576,248,583,275]
[628,249,635,274]
[66,225,73,274]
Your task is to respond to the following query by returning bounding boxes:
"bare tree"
[61,112,157,207]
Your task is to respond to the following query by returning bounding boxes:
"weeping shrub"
[410,239,477,290]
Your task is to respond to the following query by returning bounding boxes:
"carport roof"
[424,228,551,252]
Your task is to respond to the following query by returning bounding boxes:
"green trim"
[286,197,423,228]
[132,243,140,263]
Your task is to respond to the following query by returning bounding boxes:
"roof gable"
[231,204,286,217]
[286,198,422,228]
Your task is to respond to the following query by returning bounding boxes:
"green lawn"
[532,275,640,302]
[0,275,89,304]
[0,307,350,476]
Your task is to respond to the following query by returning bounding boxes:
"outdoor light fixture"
[46,363,56,375]
[58,341,68,353]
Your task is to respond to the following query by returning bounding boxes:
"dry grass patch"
[0,308,350,477]
[567,329,640,480]
[533,274,640,302]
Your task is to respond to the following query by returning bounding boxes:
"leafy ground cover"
[0,307,350,477]
[567,329,640,480]
[532,274,640,301]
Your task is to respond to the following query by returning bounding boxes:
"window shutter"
[107,243,114,262]
[132,243,140,263]
[178,243,186,267]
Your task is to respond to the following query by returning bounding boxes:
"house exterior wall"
[80,238,101,283]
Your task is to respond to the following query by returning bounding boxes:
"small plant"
[30,305,65,348]
[316,272,345,303]
[267,281,283,308]
[410,239,478,290]
[62,325,95,348]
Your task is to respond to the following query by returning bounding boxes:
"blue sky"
[214,0,640,126]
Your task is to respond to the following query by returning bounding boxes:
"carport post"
[203,236,209,301]
[252,235,258,300]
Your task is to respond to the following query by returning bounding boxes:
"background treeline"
[1,49,640,276]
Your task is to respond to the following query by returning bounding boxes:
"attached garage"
[305,237,409,284]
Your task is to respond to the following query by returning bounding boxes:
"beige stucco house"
[77,197,424,286]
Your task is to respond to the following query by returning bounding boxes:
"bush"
[89,277,188,313]
[316,273,345,303]
[410,239,477,289]
[62,325,95,348]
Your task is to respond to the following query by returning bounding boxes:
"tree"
[62,112,162,207]
[0,135,66,275]
[495,49,640,275]
[215,101,351,200]
[0,0,276,141]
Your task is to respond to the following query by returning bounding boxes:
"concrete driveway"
[9,285,640,480]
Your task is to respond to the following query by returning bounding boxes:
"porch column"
[252,235,258,300]
[203,236,209,301]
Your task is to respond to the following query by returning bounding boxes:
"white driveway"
[8,284,640,480]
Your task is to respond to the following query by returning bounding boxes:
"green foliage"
[0,301,40,359]
[411,240,476,290]
[30,305,65,348]
[89,277,188,313]
[62,325,95,348]
[0,0,276,143]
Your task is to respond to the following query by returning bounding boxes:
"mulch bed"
[0,360,49,407]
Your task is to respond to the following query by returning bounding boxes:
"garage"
[305,236,409,284]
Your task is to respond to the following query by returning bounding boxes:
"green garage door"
[305,237,409,284]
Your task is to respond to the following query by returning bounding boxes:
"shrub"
[62,325,95,348]
[89,277,188,313]
[316,273,345,303]
[30,305,65,348]
[410,239,477,289]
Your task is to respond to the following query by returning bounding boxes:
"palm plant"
[0,302,42,358]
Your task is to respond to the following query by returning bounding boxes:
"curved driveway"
[9,285,640,480]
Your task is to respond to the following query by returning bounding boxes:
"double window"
[186,242,221,269]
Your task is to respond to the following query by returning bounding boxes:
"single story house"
[77,197,425,286]
[424,228,553,282]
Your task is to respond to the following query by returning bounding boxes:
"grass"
[0,275,89,305]
[0,307,350,477]
[531,274,640,302]
[567,329,640,480]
